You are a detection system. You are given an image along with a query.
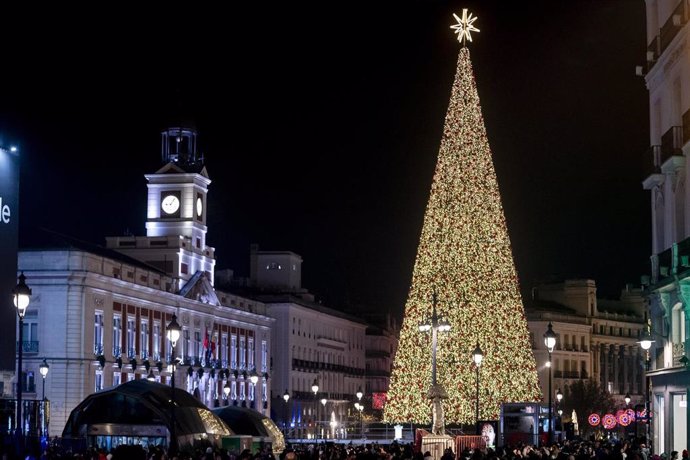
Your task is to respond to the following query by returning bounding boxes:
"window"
[153,322,160,360]
[249,381,255,401]
[240,381,246,400]
[127,319,136,358]
[222,335,228,367]
[140,319,149,359]
[261,340,268,372]
[21,315,38,353]
[231,380,237,400]
[248,338,255,370]
[240,336,246,369]
[262,379,268,401]
[127,373,135,382]
[113,315,122,357]
[94,311,104,355]
[21,371,35,393]
[184,329,191,361]
[113,372,121,387]
[194,330,202,360]
[231,335,237,369]
[95,370,103,392]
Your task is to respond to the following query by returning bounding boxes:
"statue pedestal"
[421,434,455,460]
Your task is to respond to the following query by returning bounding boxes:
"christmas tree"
[384,13,541,425]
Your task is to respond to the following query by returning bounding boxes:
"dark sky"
[1,2,650,319]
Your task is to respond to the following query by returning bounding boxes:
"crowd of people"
[3,436,687,460]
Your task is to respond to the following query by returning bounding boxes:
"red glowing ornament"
[588,414,600,426]
[625,408,636,421]
[602,414,617,429]
[618,413,631,427]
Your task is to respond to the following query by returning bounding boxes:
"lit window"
[95,370,103,392]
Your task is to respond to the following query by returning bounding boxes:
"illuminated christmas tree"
[384,12,541,425]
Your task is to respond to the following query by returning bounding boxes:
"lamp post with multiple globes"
[13,272,31,456]
[555,388,563,441]
[543,322,557,445]
[166,314,181,455]
[356,387,363,439]
[418,293,451,435]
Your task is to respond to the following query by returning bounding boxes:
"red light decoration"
[588,414,600,426]
[618,413,631,427]
[602,414,617,429]
[625,408,636,421]
[372,392,387,410]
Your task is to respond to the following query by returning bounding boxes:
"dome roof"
[63,380,232,444]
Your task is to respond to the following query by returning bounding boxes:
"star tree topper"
[450,9,480,45]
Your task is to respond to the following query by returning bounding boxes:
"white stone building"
[218,246,368,440]
[526,280,647,420]
[640,0,690,454]
[14,125,274,436]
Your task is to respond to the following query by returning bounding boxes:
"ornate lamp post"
[13,272,31,454]
[166,314,181,455]
[39,359,49,437]
[354,402,364,439]
[472,343,484,434]
[418,293,451,435]
[283,390,290,439]
[543,322,557,445]
[638,331,654,454]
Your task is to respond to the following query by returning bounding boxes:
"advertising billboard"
[0,146,20,371]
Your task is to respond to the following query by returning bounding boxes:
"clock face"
[161,194,180,215]
[196,197,203,217]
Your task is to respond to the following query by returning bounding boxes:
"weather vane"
[450,9,480,46]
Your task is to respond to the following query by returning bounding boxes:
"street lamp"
[166,314,181,455]
[223,382,231,404]
[418,293,451,435]
[283,390,290,439]
[543,322,557,445]
[311,379,318,440]
[320,397,327,440]
[638,331,654,454]
[472,343,484,434]
[624,393,631,406]
[13,272,31,454]
[39,359,49,437]
[39,359,49,401]
[356,387,363,402]
[354,402,364,439]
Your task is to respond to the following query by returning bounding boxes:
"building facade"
[13,125,274,436]
[218,246,368,440]
[526,280,647,423]
[641,0,690,454]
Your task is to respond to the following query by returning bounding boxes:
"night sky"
[1,2,650,320]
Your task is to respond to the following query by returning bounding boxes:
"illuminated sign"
[0,146,20,370]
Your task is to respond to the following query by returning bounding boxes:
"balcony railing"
[113,345,122,358]
[94,344,104,356]
[660,0,688,55]
[16,341,39,353]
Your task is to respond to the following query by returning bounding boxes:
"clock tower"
[106,124,216,285]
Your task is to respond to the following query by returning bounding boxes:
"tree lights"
[384,38,540,425]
